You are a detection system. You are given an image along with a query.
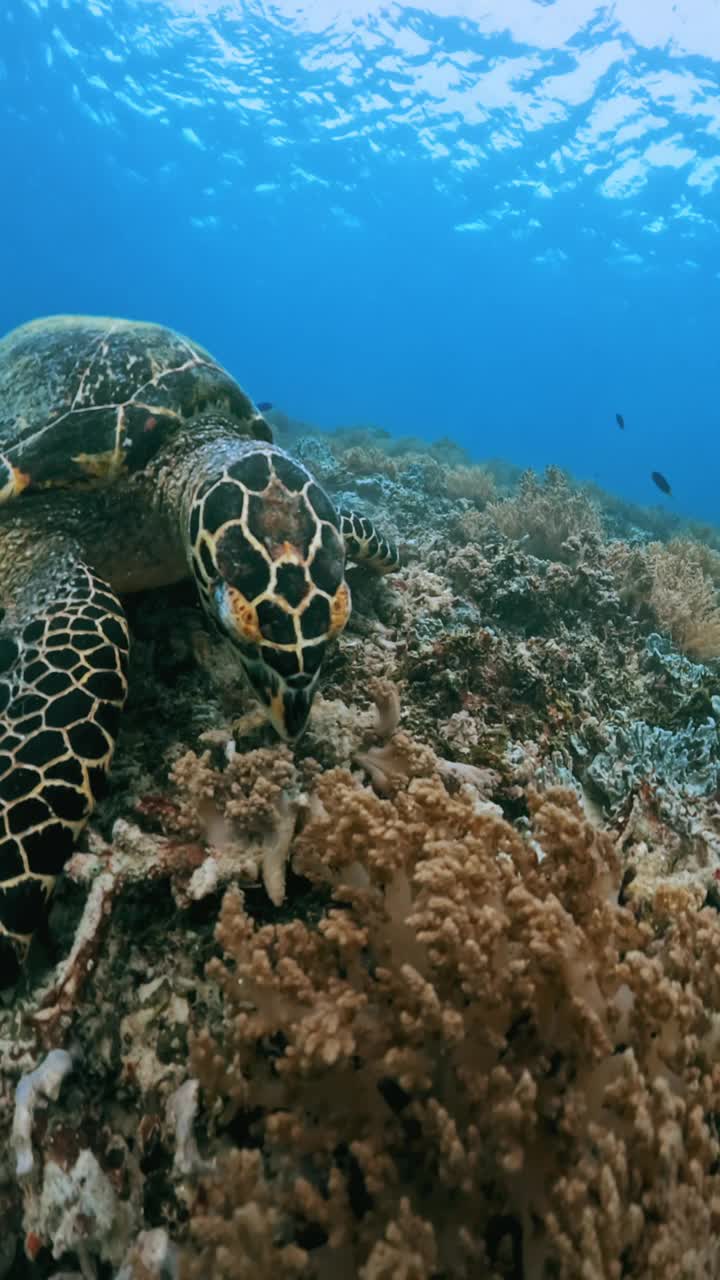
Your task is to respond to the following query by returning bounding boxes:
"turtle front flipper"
[339,511,401,574]
[0,543,129,982]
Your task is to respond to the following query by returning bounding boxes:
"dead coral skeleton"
[166,1078,207,1178]
[115,1228,179,1280]
[11,1046,149,1276]
[12,1048,75,1178]
[30,823,205,1046]
[31,1148,135,1277]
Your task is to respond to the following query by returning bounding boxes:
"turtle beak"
[268,685,313,740]
[236,650,316,740]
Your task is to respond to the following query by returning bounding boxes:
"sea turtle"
[0,315,400,978]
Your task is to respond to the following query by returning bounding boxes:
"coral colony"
[3,426,720,1278]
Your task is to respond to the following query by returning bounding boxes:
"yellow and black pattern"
[339,510,402,573]
[0,565,129,971]
[188,445,352,737]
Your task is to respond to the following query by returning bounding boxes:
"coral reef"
[2,426,720,1276]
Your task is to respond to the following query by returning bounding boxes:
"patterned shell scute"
[0,315,271,495]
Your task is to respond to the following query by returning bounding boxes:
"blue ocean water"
[3,0,719,522]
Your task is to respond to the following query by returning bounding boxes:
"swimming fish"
[616,412,625,430]
[257,400,273,412]
[651,471,672,496]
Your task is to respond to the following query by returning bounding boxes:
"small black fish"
[256,400,273,412]
[651,470,672,496]
[616,412,625,430]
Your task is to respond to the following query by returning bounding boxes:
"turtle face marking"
[0,454,30,505]
[218,586,262,645]
[329,582,351,637]
[189,447,350,739]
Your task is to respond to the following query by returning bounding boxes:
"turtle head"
[188,446,351,738]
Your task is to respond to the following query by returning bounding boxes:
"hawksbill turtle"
[0,314,399,977]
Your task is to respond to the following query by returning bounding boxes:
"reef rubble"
[2,430,720,1277]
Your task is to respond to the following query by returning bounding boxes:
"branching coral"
[182,764,720,1279]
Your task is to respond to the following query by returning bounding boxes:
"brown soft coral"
[165,744,303,903]
[182,764,720,1278]
[181,1149,309,1279]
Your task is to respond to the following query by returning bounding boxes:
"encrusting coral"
[182,755,720,1279]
